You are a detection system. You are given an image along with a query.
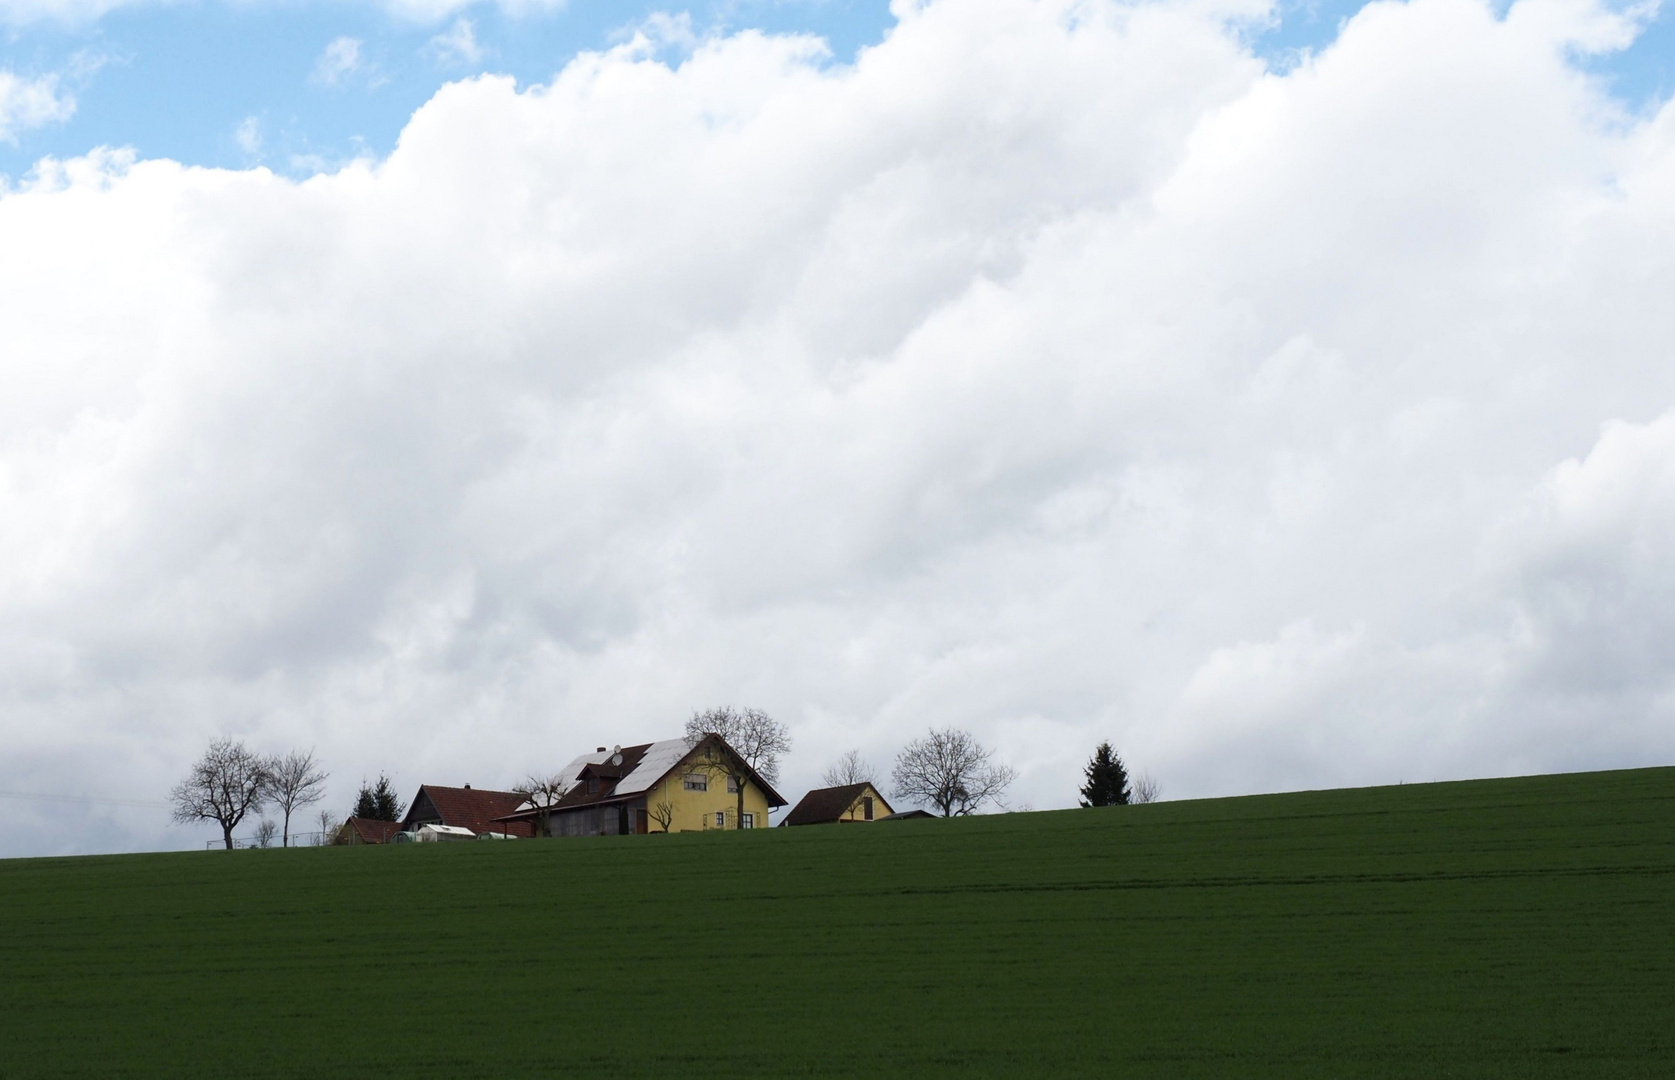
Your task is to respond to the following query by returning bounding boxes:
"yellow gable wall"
[644,768,774,832]
[835,783,892,822]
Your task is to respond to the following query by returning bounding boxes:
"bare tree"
[891,728,1017,817]
[315,809,342,846]
[513,773,570,837]
[171,738,272,850]
[684,706,792,828]
[649,798,675,833]
[820,750,875,788]
[1131,772,1161,805]
[254,819,278,849]
[267,748,329,848]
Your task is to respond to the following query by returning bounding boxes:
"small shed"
[782,783,895,826]
[337,817,403,845]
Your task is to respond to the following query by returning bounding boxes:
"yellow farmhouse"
[497,734,786,836]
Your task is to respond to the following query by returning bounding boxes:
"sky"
[2,0,1675,856]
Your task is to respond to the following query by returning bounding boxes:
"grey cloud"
[2,0,1674,855]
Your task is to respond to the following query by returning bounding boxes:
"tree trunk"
[283,808,292,848]
[736,776,746,829]
[222,823,235,850]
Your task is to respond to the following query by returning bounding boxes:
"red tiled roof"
[407,785,534,837]
[345,817,402,844]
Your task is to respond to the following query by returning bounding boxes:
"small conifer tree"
[352,774,405,821]
[1079,742,1131,807]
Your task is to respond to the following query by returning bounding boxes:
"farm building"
[495,734,786,836]
[401,784,534,839]
[782,782,895,826]
[336,817,403,845]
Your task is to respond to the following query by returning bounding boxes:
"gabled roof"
[404,785,534,837]
[343,817,402,844]
[497,734,787,822]
[782,783,891,826]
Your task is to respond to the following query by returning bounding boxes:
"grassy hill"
[0,767,1670,1078]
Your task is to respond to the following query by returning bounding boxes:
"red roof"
[405,785,534,837]
[344,817,402,844]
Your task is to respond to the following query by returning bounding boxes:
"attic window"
[726,776,739,794]
[862,796,874,821]
[683,774,707,792]
[586,778,599,794]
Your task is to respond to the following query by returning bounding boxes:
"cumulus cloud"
[427,17,488,67]
[311,36,368,86]
[0,69,76,142]
[2,0,1674,855]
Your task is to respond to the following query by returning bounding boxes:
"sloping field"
[0,767,1671,1078]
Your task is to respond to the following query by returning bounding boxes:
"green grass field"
[1,767,1671,1078]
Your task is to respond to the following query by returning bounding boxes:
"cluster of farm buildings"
[337,732,928,844]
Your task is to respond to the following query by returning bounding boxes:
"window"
[741,813,754,829]
[715,811,726,828]
[585,778,599,794]
[726,776,739,794]
[683,774,707,792]
[862,796,874,821]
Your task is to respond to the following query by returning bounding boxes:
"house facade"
[497,735,786,836]
[782,782,895,826]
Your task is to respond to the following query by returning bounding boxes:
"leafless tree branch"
[1131,772,1161,804]
[684,706,791,828]
[891,728,1016,817]
[820,750,875,788]
[170,738,272,850]
[513,773,570,837]
[267,748,329,847]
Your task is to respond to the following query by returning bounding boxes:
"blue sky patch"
[1,0,1668,180]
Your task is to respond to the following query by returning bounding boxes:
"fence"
[204,829,334,850]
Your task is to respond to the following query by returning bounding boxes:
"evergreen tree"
[372,775,404,821]
[351,782,377,820]
[1079,742,1131,807]
[351,774,405,821]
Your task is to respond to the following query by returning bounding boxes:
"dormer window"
[586,778,599,794]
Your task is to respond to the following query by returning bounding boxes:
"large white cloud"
[3,0,1674,854]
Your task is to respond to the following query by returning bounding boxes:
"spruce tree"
[371,775,404,821]
[1079,741,1131,807]
[351,774,405,821]
[351,782,377,820]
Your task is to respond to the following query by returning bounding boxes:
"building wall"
[644,768,773,832]
[549,801,646,837]
[836,784,892,822]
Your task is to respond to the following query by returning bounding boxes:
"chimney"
[464,783,471,789]
[596,747,607,753]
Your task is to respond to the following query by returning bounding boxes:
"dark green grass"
[1,768,1671,1078]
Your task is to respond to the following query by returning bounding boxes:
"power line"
[0,790,169,809]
